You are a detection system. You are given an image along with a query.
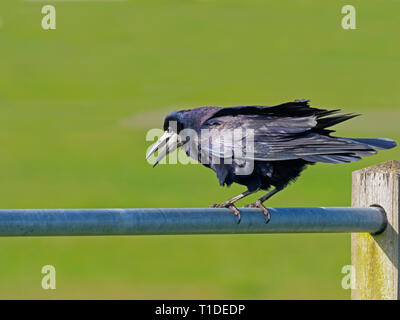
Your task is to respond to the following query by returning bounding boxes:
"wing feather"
[200,110,376,164]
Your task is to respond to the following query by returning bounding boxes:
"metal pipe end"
[369,204,388,235]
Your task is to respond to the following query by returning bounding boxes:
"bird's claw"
[228,204,241,224]
[243,200,271,224]
[210,203,241,224]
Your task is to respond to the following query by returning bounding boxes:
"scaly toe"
[255,200,271,224]
[210,203,242,224]
[228,205,241,224]
[243,203,257,208]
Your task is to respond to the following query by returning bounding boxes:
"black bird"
[146,100,396,223]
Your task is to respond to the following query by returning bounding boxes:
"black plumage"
[147,100,397,223]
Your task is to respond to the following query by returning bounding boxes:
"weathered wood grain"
[351,160,400,300]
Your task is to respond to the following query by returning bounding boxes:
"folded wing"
[199,101,395,164]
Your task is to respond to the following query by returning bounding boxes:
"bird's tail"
[301,137,396,164]
[349,138,397,150]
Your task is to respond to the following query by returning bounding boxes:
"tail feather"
[350,138,397,150]
[316,113,360,129]
[300,137,396,164]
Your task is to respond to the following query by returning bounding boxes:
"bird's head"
[146,111,186,167]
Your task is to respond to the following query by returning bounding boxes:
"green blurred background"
[0,0,399,299]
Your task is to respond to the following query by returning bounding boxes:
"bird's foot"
[244,200,271,224]
[210,203,241,224]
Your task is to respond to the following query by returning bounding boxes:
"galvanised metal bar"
[0,207,386,237]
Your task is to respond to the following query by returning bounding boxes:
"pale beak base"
[146,131,182,167]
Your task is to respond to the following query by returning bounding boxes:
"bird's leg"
[244,188,280,224]
[210,190,255,224]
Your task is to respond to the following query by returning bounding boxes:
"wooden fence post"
[351,160,400,300]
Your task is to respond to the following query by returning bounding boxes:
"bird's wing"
[200,105,376,164]
[207,100,340,121]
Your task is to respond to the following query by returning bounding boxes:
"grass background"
[0,0,399,299]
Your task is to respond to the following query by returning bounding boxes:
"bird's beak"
[146,131,182,167]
